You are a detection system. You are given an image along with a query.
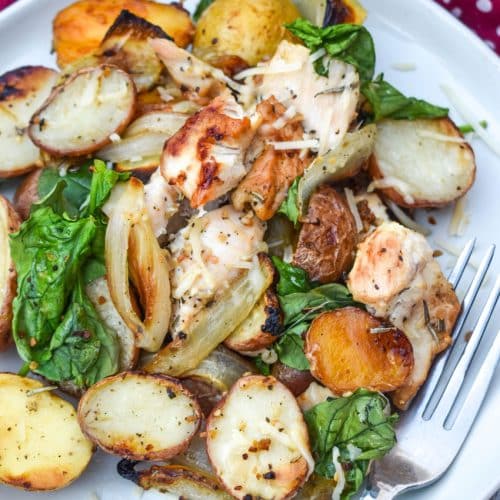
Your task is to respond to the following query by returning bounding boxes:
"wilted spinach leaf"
[271,256,312,295]
[277,177,301,227]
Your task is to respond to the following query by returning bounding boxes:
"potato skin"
[14,169,42,220]
[193,0,300,66]
[0,197,21,351]
[305,307,414,394]
[271,362,314,397]
[293,185,357,283]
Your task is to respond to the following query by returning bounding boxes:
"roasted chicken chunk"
[161,95,254,208]
[232,96,311,220]
[169,205,266,338]
[347,222,460,409]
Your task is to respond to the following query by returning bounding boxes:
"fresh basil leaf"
[361,74,448,121]
[275,333,310,370]
[271,256,312,295]
[277,177,301,227]
[304,389,398,498]
[193,0,214,21]
[285,19,375,82]
[254,356,272,376]
[37,278,119,387]
[10,207,97,362]
[280,283,357,326]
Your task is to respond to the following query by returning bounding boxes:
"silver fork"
[360,239,500,499]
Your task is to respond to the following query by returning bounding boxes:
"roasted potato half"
[0,374,93,491]
[0,197,20,351]
[0,66,58,178]
[193,0,300,67]
[13,169,42,220]
[53,0,195,68]
[28,65,135,158]
[206,375,314,500]
[293,185,358,284]
[368,118,476,208]
[305,307,414,395]
[224,287,282,354]
[271,362,314,397]
[29,65,136,157]
[134,464,232,499]
[86,277,139,371]
[78,372,202,461]
[295,0,366,25]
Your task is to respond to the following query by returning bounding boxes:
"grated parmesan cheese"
[109,132,121,143]
[331,447,346,500]
[344,188,363,233]
[273,105,297,129]
[268,139,320,150]
[386,200,431,236]
[233,62,304,81]
[309,48,326,63]
[441,83,500,157]
[448,194,469,236]
[417,129,467,143]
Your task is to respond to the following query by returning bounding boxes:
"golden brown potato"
[29,65,136,157]
[0,66,58,178]
[193,0,300,67]
[271,362,314,397]
[206,375,314,499]
[368,117,476,208]
[78,372,202,461]
[293,185,357,284]
[0,197,20,351]
[0,374,93,491]
[13,169,42,220]
[305,307,414,394]
[53,0,194,68]
[224,287,282,354]
[295,0,366,26]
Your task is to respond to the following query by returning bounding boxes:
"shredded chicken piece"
[160,94,255,208]
[347,222,460,409]
[232,97,312,220]
[256,41,360,155]
[169,205,266,338]
[143,168,181,237]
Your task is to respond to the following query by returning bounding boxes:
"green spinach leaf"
[10,207,97,362]
[254,356,272,376]
[361,74,448,122]
[274,333,310,370]
[193,0,214,22]
[277,177,301,227]
[38,278,119,387]
[457,120,487,134]
[271,256,312,295]
[305,389,398,499]
[285,19,375,82]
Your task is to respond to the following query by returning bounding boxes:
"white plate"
[0,0,499,499]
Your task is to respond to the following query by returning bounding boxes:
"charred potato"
[0,66,58,178]
[13,169,42,220]
[78,372,202,461]
[368,117,476,208]
[0,374,93,491]
[224,287,282,354]
[29,65,136,157]
[305,307,414,394]
[0,197,20,351]
[193,0,300,67]
[53,0,195,68]
[206,375,314,499]
[293,185,357,283]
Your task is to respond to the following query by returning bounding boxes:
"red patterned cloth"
[0,0,498,54]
